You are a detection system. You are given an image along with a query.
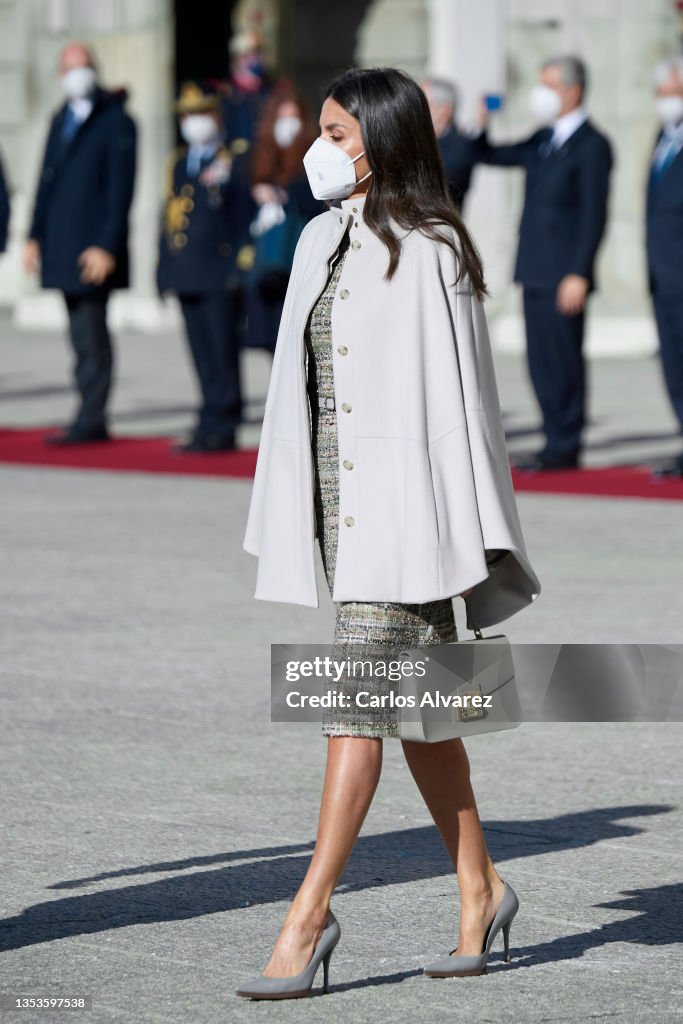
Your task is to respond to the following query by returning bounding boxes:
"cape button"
[344,515,355,526]
[351,240,361,250]
[343,459,354,470]
[341,402,352,413]
[340,288,350,299]
[337,345,348,355]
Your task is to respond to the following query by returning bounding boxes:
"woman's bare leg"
[400,736,506,955]
[262,735,382,977]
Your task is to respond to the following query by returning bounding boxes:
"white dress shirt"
[550,105,588,149]
[68,96,94,124]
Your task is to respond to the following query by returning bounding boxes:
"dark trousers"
[522,286,587,455]
[63,293,113,432]
[652,293,683,435]
[179,290,242,437]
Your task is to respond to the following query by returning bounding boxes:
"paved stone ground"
[1,319,681,1023]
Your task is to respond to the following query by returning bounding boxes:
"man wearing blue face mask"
[218,29,275,151]
[472,55,613,471]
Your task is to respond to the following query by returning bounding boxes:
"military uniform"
[157,84,257,449]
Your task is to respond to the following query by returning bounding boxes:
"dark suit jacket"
[646,129,683,295]
[28,87,137,294]
[156,143,257,295]
[0,151,10,252]
[472,118,613,290]
[437,124,476,212]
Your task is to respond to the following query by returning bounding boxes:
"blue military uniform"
[28,84,137,441]
[157,83,257,450]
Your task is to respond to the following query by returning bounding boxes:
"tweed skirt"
[304,227,458,739]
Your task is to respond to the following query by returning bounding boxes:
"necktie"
[538,128,555,159]
[61,105,79,144]
[650,132,679,186]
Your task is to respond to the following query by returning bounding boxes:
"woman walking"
[237,66,541,999]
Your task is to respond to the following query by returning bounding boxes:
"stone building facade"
[0,0,680,352]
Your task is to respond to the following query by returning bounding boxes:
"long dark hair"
[323,66,487,299]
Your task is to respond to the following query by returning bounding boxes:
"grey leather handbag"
[397,627,521,742]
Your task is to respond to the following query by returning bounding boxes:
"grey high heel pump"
[423,879,519,977]
[235,910,341,999]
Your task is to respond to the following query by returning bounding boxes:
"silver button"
[340,288,350,299]
[341,402,352,413]
[351,240,361,250]
[352,206,358,213]
[344,515,355,527]
[337,345,348,355]
[339,216,343,223]
[354,221,359,227]
[343,459,354,470]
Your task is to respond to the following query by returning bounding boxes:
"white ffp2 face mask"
[61,66,97,101]
[180,114,220,147]
[528,83,562,124]
[655,95,683,126]
[273,114,302,148]
[302,136,372,200]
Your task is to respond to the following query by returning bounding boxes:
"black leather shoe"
[172,432,236,453]
[512,448,580,471]
[45,425,110,445]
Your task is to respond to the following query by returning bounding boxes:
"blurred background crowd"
[0,0,682,473]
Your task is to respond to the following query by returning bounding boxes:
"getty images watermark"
[271,643,683,724]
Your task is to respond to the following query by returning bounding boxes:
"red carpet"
[0,427,256,478]
[1,426,683,500]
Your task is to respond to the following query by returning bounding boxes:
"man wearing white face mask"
[472,55,613,471]
[647,56,683,479]
[157,81,257,452]
[24,41,137,445]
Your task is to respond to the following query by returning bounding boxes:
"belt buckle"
[321,396,335,411]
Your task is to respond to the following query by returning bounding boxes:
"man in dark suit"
[157,81,257,452]
[421,76,476,213]
[472,55,613,470]
[0,150,10,254]
[24,41,136,445]
[646,55,683,479]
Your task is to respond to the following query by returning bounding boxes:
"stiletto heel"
[423,879,519,978]
[322,948,333,992]
[502,918,512,961]
[235,910,341,999]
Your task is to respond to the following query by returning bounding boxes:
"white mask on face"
[655,95,683,126]
[61,66,97,101]
[528,83,563,124]
[302,136,372,200]
[180,114,220,147]
[273,114,302,148]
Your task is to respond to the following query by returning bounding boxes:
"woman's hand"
[460,587,474,598]
[252,183,279,205]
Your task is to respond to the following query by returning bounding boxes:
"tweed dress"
[304,221,459,739]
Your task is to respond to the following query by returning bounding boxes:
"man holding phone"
[472,55,613,470]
